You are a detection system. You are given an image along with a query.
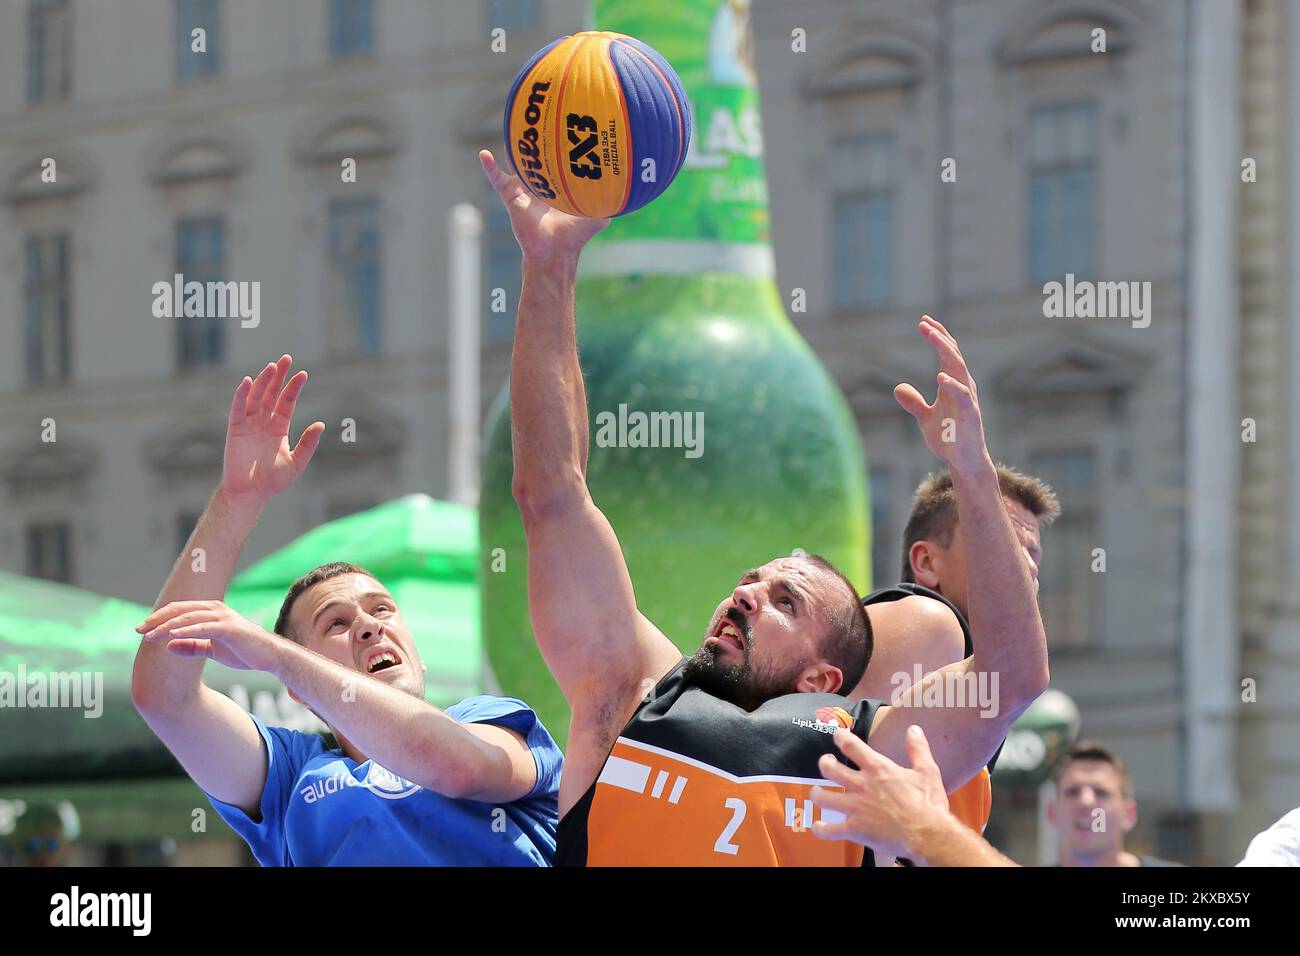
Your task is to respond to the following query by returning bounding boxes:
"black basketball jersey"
[556,660,884,866]
[863,581,973,656]
[862,582,1004,777]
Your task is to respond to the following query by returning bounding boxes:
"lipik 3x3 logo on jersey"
[791,706,854,735]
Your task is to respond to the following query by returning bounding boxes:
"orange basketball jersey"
[947,767,993,833]
[557,662,884,866]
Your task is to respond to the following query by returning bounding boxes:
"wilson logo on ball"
[503,30,692,218]
[515,81,556,200]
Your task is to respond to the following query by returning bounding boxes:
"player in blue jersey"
[131,358,561,865]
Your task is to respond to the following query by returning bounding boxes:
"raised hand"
[220,355,325,505]
[138,601,284,674]
[478,149,609,262]
[894,316,992,477]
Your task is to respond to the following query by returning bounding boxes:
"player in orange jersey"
[482,147,1049,866]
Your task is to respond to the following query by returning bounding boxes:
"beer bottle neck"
[579,240,775,279]
[590,0,777,278]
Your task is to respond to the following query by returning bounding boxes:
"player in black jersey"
[482,148,1050,865]
[854,466,1058,707]
[850,467,1059,833]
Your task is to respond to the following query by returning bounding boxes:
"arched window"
[297,111,401,356]
[5,151,95,386]
[995,333,1150,651]
[996,1,1142,288]
[148,135,245,368]
[804,34,930,318]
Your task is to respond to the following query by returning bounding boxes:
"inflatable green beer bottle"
[480,0,871,742]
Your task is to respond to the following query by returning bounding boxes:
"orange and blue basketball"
[503,31,692,218]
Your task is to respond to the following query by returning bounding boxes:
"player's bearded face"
[684,606,804,711]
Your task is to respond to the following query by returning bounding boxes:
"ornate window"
[1028,103,1096,284]
[27,0,71,104]
[24,233,71,385]
[177,0,221,81]
[27,521,73,583]
[831,134,895,310]
[489,0,540,34]
[868,466,896,587]
[996,333,1151,651]
[330,0,373,59]
[328,197,382,355]
[1028,447,1098,649]
[175,217,226,368]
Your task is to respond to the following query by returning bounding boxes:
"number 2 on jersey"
[714,797,746,856]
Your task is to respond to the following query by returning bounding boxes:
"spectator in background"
[817,736,1199,868]
[1048,741,1182,866]
[15,802,70,867]
[1237,806,1300,866]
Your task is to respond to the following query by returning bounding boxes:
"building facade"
[0,0,1294,863]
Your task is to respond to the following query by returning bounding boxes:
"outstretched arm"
[480,151,681,730]
[140,604,540,803]
[131,358,324,812]
[869,318,1049,790]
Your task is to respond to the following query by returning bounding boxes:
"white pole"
[1184,0,1240,812]
[448,204,482,507]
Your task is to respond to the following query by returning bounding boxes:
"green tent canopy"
[0,569,305,784]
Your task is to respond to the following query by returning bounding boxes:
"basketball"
[503,31,692,218]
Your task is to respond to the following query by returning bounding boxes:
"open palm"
[221,355,325,503]
[894,317,991,476]
[479,149,609,261]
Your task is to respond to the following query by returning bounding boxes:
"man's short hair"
[274,561,377,643]
[1056,740,1134,799]
[801,553,872,691]
[899,463,1061,582]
